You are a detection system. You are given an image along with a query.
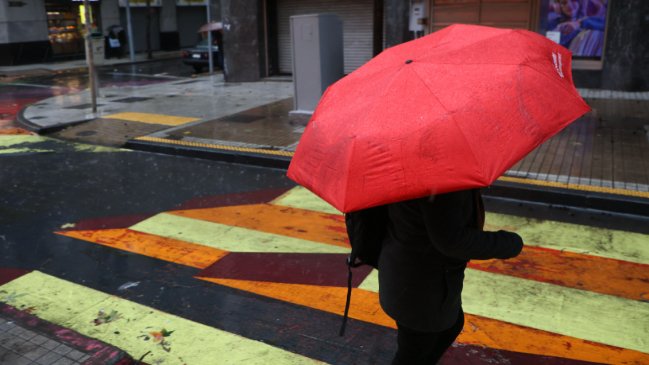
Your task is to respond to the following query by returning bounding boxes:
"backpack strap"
[339,257,353,336]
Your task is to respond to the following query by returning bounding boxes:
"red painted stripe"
[67,214,155,231]
[197,253,373,287]
[0,267,31,286]
[443,342,605,365]
[468,245,649,302]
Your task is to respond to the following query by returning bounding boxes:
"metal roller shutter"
[277,0,374,75]
[177,7,208,48]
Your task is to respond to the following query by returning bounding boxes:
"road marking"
[354,267,649,354]
[169,204,349,248]
[201,278,649,364]
[272,187,341,215]
[0,135,51,154]
[463,269,649,354]
[103,112,200,126]
[485,212,649,265]
[0,271,324,365]
[58,228,227,269]
[129,213,348,254]
[469,245,649,302]
[275,187,649,265]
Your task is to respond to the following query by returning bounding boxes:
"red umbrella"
[287,24,590,213]
[198,22,223,33]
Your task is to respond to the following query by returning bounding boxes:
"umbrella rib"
[409,65,486,184]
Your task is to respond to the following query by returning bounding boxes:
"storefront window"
[46,0,101,56]
[538,0,609,64]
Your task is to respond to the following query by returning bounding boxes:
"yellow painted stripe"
[168,204,349,248]
[129,213,348,254]
[202,278,649,364]
[104,112,200,126]
[357,267,649,354]
[0,135,126,154]
[0,271,323,365]
[275,188,649,265]
[134,136,295,157]
[57,228,228,269]
[462,270,649,354]
[272,187,342,215]
[485,212,649,265]
[498,175,649,199]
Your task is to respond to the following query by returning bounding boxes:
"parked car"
[181,24,223,73]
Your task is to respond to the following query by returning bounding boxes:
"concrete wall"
[101,0,121,34]
[0,0,48,43]
[0,0,50,65]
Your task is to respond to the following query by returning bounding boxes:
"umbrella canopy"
[287,24,590,213]
[198,22,223,33]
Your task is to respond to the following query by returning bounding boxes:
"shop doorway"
[45,0,101,57]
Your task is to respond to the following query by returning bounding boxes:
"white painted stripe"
[129,213,348,254]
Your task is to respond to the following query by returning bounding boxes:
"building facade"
[1,0,647,90]
[0,0,219,64]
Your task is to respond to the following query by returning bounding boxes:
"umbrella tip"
[405,59,413,64]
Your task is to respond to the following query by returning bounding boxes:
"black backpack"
[340,205,389,336]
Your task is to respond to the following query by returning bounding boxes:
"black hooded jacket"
[378,189,523,332]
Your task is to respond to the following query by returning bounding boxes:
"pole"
[125,0,135,62]
[82,0,97,113]
[206,0,214,74]
[146,0,152,60]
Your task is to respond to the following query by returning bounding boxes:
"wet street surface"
[0,58,195,131]
[2,60,649,364]
[1,133,649,364]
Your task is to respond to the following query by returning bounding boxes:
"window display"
[539,0,608,59]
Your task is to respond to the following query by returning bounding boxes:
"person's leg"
[428,308,465,362]
[392,309,465,365]
[392,324,441,365]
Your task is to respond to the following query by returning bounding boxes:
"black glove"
[496,230,524,259]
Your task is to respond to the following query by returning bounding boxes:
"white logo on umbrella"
[552,52,565,79]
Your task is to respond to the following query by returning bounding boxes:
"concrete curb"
[124,138,292,170]
[126,136,649,217]
[486,179,649,217]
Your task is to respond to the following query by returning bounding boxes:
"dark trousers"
[392,309,464,365]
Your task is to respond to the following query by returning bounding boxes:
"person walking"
[378,188,524,364]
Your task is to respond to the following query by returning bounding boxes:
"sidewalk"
[0,270,135,365]
[9,59,649,216]
[0,51,180,78]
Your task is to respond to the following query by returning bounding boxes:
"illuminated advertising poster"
[539,0,608,59]
[176,0,207,5]
[118,0,162,7]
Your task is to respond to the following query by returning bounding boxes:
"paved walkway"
[5,55,649,208]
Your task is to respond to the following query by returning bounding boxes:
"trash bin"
[106,25,126,59]
[91,35,105,65]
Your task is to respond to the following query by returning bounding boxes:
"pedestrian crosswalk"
[37,186,649,363]
[0,271,324,365]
